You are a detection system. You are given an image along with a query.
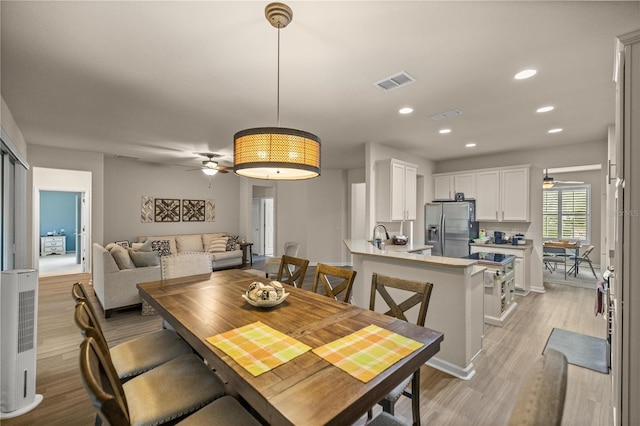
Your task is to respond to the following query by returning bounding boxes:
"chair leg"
[411,370,421,426]
[586,259,598,279]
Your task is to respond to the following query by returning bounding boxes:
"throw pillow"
[109,244,136,270]
[128,249,160,267]
[176,235,204,252]
[131,240,153,252]
[151,240,171,257]
[226,235,240,251]
[209,237,228,253]
[202,233,227,249]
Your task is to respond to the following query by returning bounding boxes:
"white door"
[404,165,417,220]
[476,171,500,221]
[252,199,261,254]
[350,183,366,239]
[264,198,274,256]
[80,192,90,272]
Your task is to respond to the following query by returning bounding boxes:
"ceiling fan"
[190,153,232,176]
[543,169,583,189]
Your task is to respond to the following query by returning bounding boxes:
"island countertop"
[344,239,477,269]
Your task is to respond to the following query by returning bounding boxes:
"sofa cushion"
[151,240,171,257]
[210,250,243,261]
[129,249,160,267]
[176,235,204,253]
[109,244,136,270]
[209,237,228,253]
[202,233,227,249]
[226,235,240,251]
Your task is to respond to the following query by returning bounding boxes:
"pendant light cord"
[276,27,281,127]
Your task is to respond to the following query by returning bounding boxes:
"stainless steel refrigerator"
[425,201,479,257]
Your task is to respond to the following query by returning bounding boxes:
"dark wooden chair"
[508,348,568,426]
[73,285,192,381]
[311,263,357,303]
[79,336,256,426]
[277,254,309,288]
[367,273,434,426]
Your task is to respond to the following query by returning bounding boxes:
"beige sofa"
[92,243,161,318]
[92,233,243,317]
[137,233,243,270]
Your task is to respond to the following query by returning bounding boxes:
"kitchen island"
[345,239,485,380]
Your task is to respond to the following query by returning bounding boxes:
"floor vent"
[430,109,463,120]
[374,71,416,92]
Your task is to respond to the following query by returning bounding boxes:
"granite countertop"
[344,239,476,269]
[464,252,516,266]
[469,240,533,250]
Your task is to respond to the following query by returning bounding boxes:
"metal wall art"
[182,199,205,222]
[154,198,181,222]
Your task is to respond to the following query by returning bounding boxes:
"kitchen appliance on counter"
[494,231,507,244]
[425,200,479,258]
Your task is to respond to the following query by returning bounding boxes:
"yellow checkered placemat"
[206,321,311,376]
[312,324,424,383]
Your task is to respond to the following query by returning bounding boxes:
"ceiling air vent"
[112,154,139,161]
[429,109,463,120]
[374,71,416,92]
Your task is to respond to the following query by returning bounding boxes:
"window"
[543,185,590,241]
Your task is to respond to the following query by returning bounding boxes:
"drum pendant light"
[233,2,321,180]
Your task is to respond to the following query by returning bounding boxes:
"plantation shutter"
[543,186,590,242]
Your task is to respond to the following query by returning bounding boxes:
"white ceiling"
[2,1,639,171]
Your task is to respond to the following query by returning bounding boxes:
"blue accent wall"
[40,191,79,252]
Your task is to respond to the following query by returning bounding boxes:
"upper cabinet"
[376,159,418,222]
[434,173,476,200]
[434,165,530,222]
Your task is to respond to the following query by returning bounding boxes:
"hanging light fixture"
[233,2,321,180]
[543,169,555,189]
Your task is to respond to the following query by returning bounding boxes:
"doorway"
[252,197,274,256]
[32,167,91,276]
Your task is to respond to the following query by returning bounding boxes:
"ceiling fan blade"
[555,180,584,184]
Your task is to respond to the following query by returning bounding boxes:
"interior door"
[80,192,89,272]
[75,194,81,265]
[264,198,274,256]
[252,199,260,255]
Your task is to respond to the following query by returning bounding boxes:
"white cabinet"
[467,166,530,222]
[475,171,500,220]
[483,261,517,327]
[41,236,66,256]
[434,175,453,200]
[433,173,476,200]
[376,159,418,222]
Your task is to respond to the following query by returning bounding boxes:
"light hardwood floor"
[2,268,612,426]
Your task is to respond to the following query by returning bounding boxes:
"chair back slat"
[311,264,357,303]
[369,273,433,327]
[277,255,309,288]
[80,337,131,426]
[72,281,91,303]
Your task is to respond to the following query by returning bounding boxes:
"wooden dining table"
[137,269,443,426]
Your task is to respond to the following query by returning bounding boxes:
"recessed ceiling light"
[514,69,537,80]
[399,107,413,114]
[439,128,451,134]
[548,128,563,134]
[465,143,476,148]
[536,106,554,113]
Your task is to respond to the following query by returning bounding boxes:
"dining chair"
[78,336,238,426]
[161,252,213,279]
[543,246,567,279]
[264,241,300,278]
[367,273,434,426]
[277,254,309,288]
[311,263,357,303]
[508,348,568,426]
[567,245,598,279]
[73,297,192,381]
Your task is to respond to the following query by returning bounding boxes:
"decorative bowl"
[243,281,288,307]
[393,235,408,245]
[242,292,289,307]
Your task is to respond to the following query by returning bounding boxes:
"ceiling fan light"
[542,180,554,189]
[202,168,218,176]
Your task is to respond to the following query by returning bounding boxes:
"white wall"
[1,96,28,161]
[103,157,241,244]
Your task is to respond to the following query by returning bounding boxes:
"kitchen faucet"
[372,224,390,248]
